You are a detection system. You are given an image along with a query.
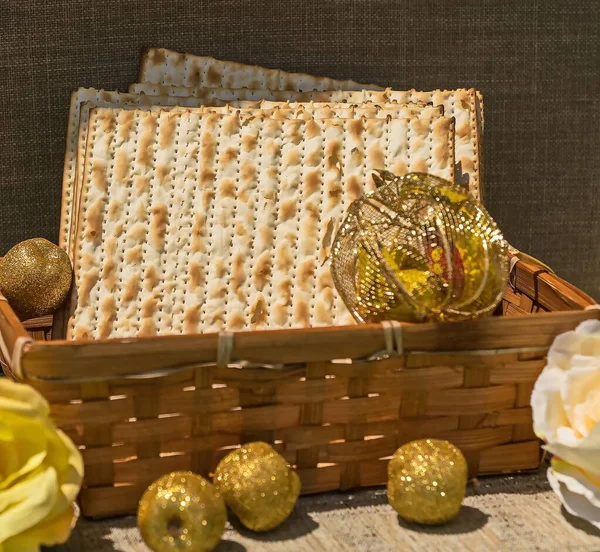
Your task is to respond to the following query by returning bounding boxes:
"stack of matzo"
[58,48,484,339]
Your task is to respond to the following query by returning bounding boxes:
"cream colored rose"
[531,318,600,528]
[0,378,84,551]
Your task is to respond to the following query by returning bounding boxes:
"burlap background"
[1,0,598,297]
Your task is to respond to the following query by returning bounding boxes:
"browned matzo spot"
[250,296,267,326]
[348,118,363,139]
[202,189,215,211]
[219,178,236,198]
[119,110,135,140]
[279,198,296,222]
[275,245,293,271]
[253,252,272,291]
[207,65,222,85]
[231,253,245,291]
[184,306,200,334]
[191,214,206,254]
[159,114,177,148]
[283,149,300,167]
[150,204,168,251]
[86,198,104,244]
[157,165,169,185]
[190,262,204,289]
[242,133,258,152]
[306,119,320,139]
[220,147,238,167]
[98,295,116,338]
[346,175,361,200]
[412,159,428,173]
[367,143,384,169]
[460,157,475,173]
[152,48,166,63]
[137,132,154,167]
[135,175,150,194]
[102,257,116,291]
[259,226,273,247]
[273,304,288,326]
[293,300,310,326]
[315,302,332,324]
[325,141,342,170]
[412,119,430,138]
[265,139,280,156]
[108,200,121,221]
[125,245,143,264]
[201,131,216,161]
[91,161,107,191]
[227,311,245,331]
[456,123,470,140]
[127,223,146,243]
[298,259,315,290]
[105,236,117,257]
[144,265,159,291]
[304,170,321,198]
[79,268,99,305]
[138,319,156,337]
[434,144,449,167]
[305,149,321,167]
[391,159,408,176]
[240,160,257,183]
[223,115,240,137]
[317,270,333,290]
[200,167,215,188]
[141,296,158,318]
[122,274,140,303]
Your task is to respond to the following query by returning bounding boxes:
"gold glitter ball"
[387,439,468,525]
[138,471,226,552]
[0,238,72,320]
[213,442,301,532]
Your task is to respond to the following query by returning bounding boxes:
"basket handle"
[0,293,33,380]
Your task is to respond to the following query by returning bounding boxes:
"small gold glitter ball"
[0,238,72,320]
[213,442,301,532]
[387,439,468,525]
[137,471,226,552]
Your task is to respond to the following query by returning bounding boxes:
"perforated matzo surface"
[129,83,480,199]
[65,95,443,259]
[68,108,455,338]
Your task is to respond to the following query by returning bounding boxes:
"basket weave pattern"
[0,255,596,519]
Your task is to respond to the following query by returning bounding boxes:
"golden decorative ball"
[331,172,508,323]
[138,471,226,552]
[0,238,72,320]
[213,442,301,532]
[387,439,468,525]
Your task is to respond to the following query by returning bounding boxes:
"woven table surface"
[54,469,600,552]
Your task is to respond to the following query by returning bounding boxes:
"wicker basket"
[0,252,597,519]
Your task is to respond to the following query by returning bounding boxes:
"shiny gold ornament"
[138,471,226,552]
[331,172,508,323]
[0,238,72,320]
[387,439,468,525]
[213,442,301,532]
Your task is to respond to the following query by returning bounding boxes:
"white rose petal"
[547,463,600,529]
[531,365,569,441]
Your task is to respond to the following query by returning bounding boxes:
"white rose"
[531,318,600,528]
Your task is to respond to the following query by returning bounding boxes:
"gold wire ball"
[331,172,508,323]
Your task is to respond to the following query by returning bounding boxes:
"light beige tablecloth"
[56,469,600,552]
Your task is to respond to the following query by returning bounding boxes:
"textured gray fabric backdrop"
[1,0,598,297]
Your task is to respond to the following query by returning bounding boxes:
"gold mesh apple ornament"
[330,172,508,323]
